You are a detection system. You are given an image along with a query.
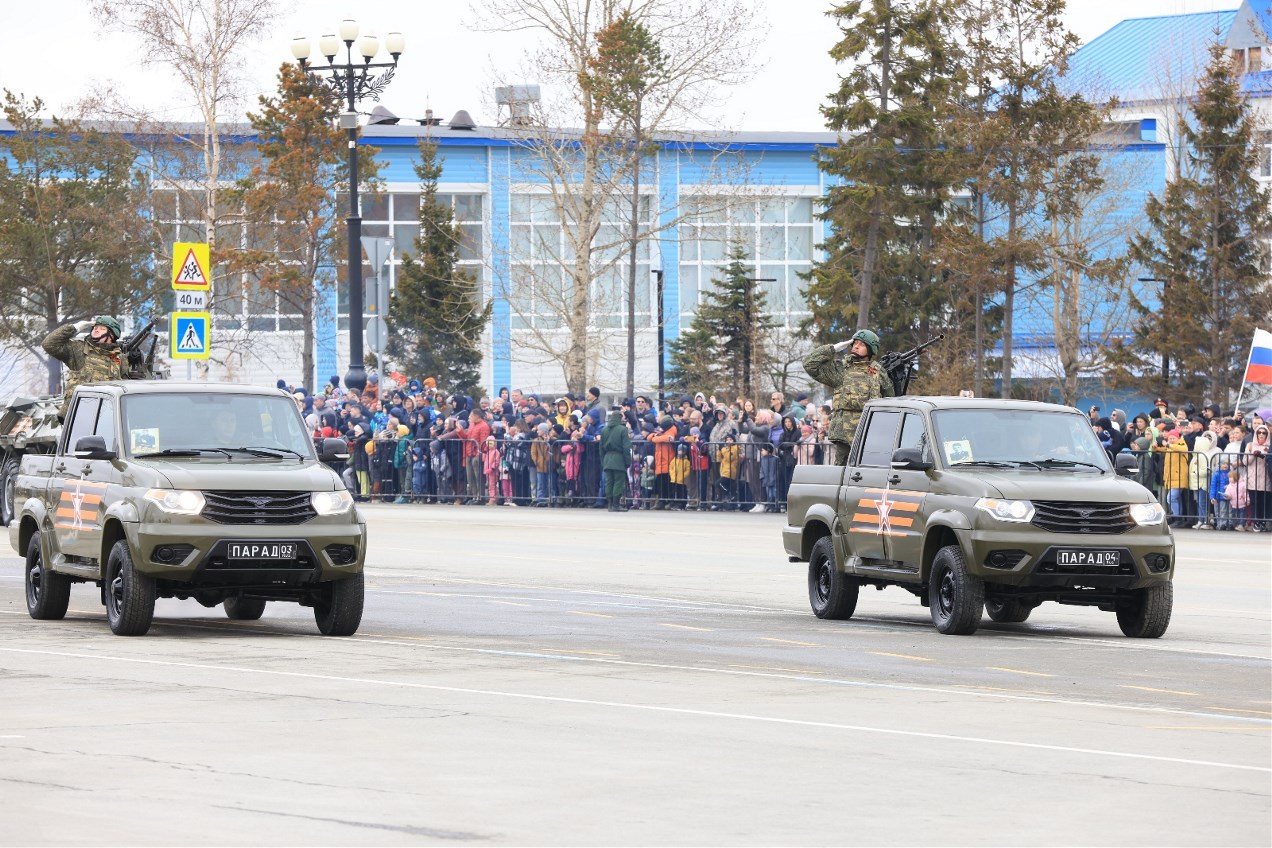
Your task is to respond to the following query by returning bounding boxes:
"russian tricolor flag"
[1246,328,1272,385]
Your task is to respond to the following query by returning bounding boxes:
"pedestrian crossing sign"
[171,242,211,290]
[170,311,211,360]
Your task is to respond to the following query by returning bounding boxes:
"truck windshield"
[121,393,314,459]
[931,408,1111,472]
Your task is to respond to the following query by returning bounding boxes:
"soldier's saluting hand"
[803,329,894,466]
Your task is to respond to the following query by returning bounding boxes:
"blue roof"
[1067,10,1237,104]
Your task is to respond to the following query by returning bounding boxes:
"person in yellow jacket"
[1158,430,1191,527]
[669,444,691,509]
[715,434,741,511]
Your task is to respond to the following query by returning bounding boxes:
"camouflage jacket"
[803,343,894,442]
[42,323,127,412]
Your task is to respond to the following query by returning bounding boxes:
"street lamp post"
[1137,276,1170,381]
[291,21,405,394]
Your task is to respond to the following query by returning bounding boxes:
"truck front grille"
[201,491,316,525]
[1030,501,1134,535]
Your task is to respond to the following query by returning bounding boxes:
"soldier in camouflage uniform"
[42,315,128,417]
[803,329,894,466]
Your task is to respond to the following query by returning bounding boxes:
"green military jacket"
[804,343,895,442]
[42,323,127,413]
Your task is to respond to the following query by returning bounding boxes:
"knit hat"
[690,426,701,437]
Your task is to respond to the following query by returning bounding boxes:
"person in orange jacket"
[650,415,679,510]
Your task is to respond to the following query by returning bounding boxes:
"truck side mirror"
[891,447,932,471]
[1114,453,1138,478]
[74,435,117,461]
[319,437,351,462]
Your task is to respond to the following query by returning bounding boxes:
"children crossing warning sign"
[171,242,211,290]
[170,311,211,360]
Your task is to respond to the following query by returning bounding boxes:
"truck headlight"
[1129,502,1165,526]
[974,497,1035,523]
[311,490,353,516]
[144,489,206,515]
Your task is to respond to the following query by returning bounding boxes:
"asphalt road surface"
[1,506,1269,846]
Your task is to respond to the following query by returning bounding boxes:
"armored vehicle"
[10,381,366,636]
[783,397,1174,637]
[0,395,62,527]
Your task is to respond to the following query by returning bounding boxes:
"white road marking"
[361,572,1272,660]
[2,611,1266,727]
[0,646,1264,775]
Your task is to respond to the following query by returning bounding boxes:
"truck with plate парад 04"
[9,381,366,636]
[783,397,1174,637]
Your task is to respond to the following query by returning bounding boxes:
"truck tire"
[223,596,267,621]
[929,545,984,635]
[26,532,71,620]
[105,540,156,636]
[1116,582,1172,638]
[985,598,1033,623]
[807,536,859,620]
[1,455,19,527]
[314,572,364,636]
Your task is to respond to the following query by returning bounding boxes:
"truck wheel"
[26,532,71,620]
[985,598,1033,623]
[1116,583,1172,638]
[929,545,984,635]
[1,455,18,527]
[105,540,155,636]
[314,573,364,636]
[223,596,267,621]
[807,536,858,620]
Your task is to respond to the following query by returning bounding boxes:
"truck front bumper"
[126,519,366,585]
[964,525,1173,591]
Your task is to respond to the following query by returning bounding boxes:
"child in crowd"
[410,438,431,503]
[758,442,780,513]
[669,444,690,509]
[716,433,740,510]
[1225,468,1249,531]
[482,436,502,505]
[430,439,453,501]
[639,456,656,510]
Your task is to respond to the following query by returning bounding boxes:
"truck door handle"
[888,474,901,485]
[849,472,862,482]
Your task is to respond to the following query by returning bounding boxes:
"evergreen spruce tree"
[1123,39,1272,404]
[806,0,964,342]
[694,243,777,400]
[665,320,721,394]
[388,141,491,397]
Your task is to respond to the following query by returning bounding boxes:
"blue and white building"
[4,2,1270,398]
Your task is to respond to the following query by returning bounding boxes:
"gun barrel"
[122,320,156,352]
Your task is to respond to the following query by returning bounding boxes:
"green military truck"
[783,397,1175,637]
[9,381,367,636]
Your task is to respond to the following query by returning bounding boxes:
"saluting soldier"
[804,329,894,466]
[42,315,128,416]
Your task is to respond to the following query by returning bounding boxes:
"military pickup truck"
[9,381,366,636]
[783,397,1174,637]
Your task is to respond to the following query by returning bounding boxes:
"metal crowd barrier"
[317,433,1272,529]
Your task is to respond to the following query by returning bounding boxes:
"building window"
[507,193,653,330]
[1250,46,1263,73]
[337,192,485,331]
[678,195,815,328]
[1259,131,1272,180]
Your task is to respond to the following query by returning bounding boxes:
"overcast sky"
[5,0,1242,132]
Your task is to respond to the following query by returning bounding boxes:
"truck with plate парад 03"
[9,381,366,636]
[783,397,1174,637]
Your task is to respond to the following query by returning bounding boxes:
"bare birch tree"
[88,0,281,374]
[476,0,761,393]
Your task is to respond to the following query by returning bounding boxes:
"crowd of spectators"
[1091,399,1270,531]
[287,374,836,513]
[282,373,1271,529]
